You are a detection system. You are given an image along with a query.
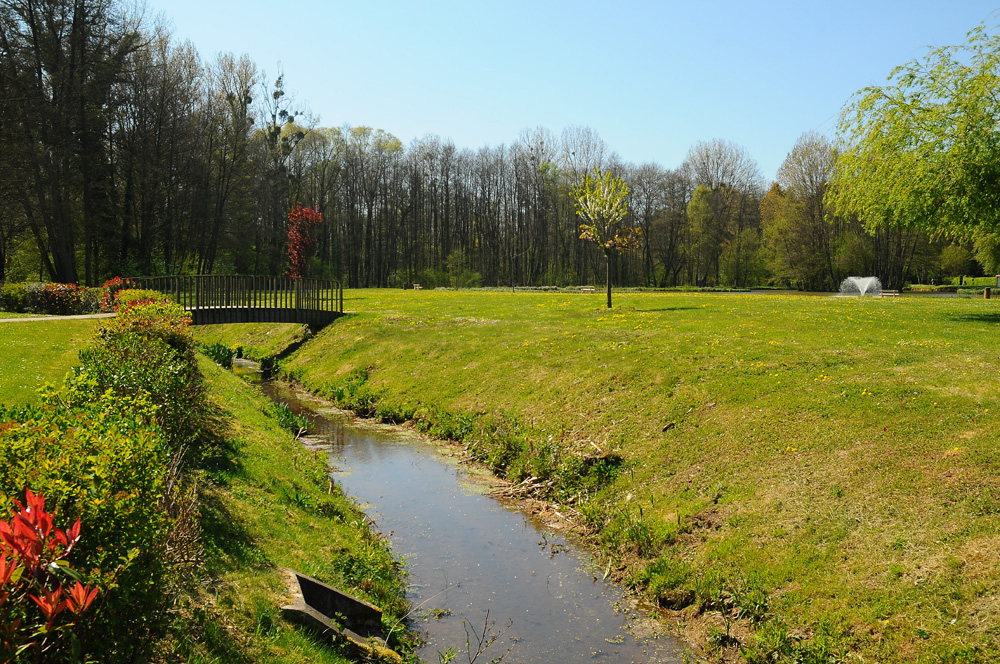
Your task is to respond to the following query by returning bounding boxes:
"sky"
[147,0,1000,182]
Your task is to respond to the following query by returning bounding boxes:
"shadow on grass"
[943,311,1000,324]
[198,484,267,572]
[637,307,700,313]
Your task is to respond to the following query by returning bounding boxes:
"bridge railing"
[128,275,344,325]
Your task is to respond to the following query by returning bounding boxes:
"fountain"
[839,276,882,297]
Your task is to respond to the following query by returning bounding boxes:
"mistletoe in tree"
[572,167,640,308]
[285,203,323,279]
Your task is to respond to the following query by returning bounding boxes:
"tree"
[0,0,142,283]
[940,244,971,278]
[686,186,713,285]
[572,167,639,308]
[830,23,1000,238]
[762,132,840,290]
[683,139,763,285]
[285,203,323,279]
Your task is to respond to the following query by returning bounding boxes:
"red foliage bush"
[285,202,323,279]
[99,276,133,312]
[0,489,98,661]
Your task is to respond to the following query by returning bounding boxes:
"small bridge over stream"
[130,275,344,328]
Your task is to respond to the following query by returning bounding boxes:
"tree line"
[0,0,990,290]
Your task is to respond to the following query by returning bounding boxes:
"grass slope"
[192,323,310,362]
[165,357,411,663]
[0,319,98,403]
[279,289,1000,663]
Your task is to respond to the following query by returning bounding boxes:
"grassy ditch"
[165,356,412,663]
[274,288,1000,663]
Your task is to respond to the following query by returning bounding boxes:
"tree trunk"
[605,252,612,308]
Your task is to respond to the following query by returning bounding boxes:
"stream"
[258,378,681,663]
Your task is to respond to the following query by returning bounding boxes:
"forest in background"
[0,0,992,290]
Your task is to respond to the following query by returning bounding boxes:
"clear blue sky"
[149,0,999,182]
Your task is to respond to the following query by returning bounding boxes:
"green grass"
[191,323,311,363]
[275,288,1000,662]
[0,319,98,403]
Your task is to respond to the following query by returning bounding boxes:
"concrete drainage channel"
[281,568,402,662]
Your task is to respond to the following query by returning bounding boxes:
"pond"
[260,380,681,664]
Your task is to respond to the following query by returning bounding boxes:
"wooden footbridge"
[129,275,344,327]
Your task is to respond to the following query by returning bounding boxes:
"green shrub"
[953,276,997,287]
[0,394,171,662]
[268,401,309,434]
[77,298,210,457]
[197,341,236,369]
[0,282,28,312]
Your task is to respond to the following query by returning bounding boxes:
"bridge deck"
[129,275,344,327]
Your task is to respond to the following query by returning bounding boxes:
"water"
[262,382,680,664]
[839,276,882,297]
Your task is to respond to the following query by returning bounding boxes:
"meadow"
[275,289,1000,662]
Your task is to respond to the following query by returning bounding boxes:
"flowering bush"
[0,489,99,662]
[36,283,84,315]
[0,282,101,315]
[113,288,168,312]
[99,277,133,312]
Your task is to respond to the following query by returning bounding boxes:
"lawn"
[274,289,1000,662]
[0,319,98,403]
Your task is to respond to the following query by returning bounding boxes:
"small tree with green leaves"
[572,167,640,308]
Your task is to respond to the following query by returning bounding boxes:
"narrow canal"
[260,381,681,664]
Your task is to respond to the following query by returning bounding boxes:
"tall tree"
[683,139,763,285]
[0,0,142,283]
[762,132,839,290]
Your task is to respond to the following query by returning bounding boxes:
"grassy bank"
[273,289,1000,663]
[167,357,412,662]
[192,322,310,364]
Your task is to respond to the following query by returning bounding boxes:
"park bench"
[881,290,900,297]
[580,286,595,294]
[413,283,422,290]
